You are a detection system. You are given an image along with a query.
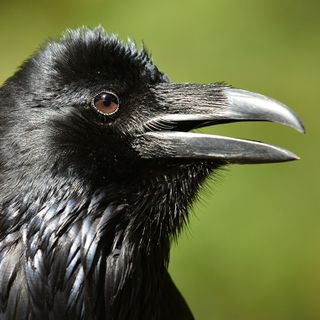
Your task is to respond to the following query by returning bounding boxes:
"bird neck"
[0,161,214,318]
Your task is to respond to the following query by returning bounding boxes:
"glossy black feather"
[0,27,222,319]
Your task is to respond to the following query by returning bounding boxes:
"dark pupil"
[101,94,113,106]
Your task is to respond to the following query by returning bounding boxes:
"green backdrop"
[0,0,318,319]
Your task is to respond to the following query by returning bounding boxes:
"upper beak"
[133,83,304,164]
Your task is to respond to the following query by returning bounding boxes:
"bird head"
[0,28,305,320]
[0,27,307,320]
[0,27,304,204]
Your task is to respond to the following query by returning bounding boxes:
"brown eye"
[93,92,119,116]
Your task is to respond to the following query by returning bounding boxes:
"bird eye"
[93,92,119,116]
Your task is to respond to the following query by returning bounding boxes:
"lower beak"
[133,84,304,164]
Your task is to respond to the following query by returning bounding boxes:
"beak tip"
[290,116,305,134]
[283,151,300,162]
[293,154,301,161]
[298,122,306,134]
[289,157,300,162]
[224,88,305,134]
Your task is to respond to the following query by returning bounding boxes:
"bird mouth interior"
[146,118,239,133]
[171,119,251,132]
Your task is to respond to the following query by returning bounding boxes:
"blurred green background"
[0,0,318,319]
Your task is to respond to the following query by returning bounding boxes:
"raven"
[0,27,304,320]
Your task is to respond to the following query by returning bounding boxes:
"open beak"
[133,83,304,164]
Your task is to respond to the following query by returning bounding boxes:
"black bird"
[0,27,304,320]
